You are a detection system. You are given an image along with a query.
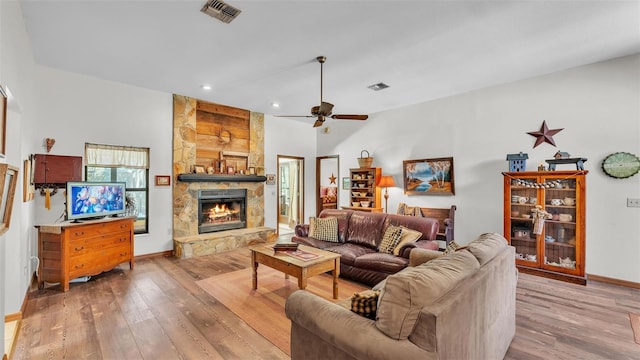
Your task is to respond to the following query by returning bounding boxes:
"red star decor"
[527,120,563,148]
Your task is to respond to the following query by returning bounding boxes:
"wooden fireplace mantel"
[177,173,267,183]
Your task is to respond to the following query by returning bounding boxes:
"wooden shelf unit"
[503,170,587,285]
[343,167,382,212]
[36,217,134,291]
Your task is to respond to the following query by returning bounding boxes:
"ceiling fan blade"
[331,114,369,120]
[313,116,325,128]
[319,101,334,115]
[275,115,314,118]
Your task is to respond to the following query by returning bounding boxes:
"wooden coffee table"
[249,244,341,299]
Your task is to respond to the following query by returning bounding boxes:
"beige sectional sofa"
[285,232,517,360]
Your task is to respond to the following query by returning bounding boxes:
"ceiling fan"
[278,56,368,128]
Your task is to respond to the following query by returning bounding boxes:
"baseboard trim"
[587,273,640,289]
[134,250,173,261]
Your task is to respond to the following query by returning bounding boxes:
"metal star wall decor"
[329,173,336,184]
[527,120,563,148]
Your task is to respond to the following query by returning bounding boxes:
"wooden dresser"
[36,217,134,291]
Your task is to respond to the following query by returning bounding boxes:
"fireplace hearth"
[198,189,247,234]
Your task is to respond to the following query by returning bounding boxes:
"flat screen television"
[66,181,126,222]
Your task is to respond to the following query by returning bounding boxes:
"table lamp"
[378,175,396,213]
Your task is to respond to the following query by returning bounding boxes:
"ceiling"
[19,0,640,125]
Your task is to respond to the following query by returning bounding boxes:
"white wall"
[32,66,174,255]
[264,115,317,229]
[318,54,640,283]
[1,0,39,336]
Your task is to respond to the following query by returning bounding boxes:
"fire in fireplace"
[198,189,247,234]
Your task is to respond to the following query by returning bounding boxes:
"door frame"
[277,155,305,236]
[316,155,340,216]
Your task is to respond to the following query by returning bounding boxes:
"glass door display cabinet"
[503,170,587,285]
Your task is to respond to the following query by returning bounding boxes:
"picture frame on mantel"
[403,157,455,196]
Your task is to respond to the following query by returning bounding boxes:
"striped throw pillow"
[379,225,403,254]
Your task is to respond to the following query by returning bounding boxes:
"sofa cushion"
[467,232,508,266]
[379,225,403,254]
[353,253,409,274]
[309,217,339,242]
[291,235,342,250]
[319,209,354,243]
[375,250,480,340]
[328,243,376,266]
[393,226,423,256]
[346,212,388,249]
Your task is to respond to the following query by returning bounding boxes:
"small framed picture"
[249,167,256,175]
[155,175,171,186]
[227,166,235,175]
[194,165,206,174]
[342,177,350,190]
[266,173,276,185]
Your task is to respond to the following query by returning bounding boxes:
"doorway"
[277,155,304,236]
[316,155,339,216]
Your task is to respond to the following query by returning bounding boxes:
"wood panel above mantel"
[177,174,267,183]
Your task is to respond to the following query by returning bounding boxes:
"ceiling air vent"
[368,82,390,91]
[201,0,242,24]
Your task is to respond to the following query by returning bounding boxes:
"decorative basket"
[357,150,374,168]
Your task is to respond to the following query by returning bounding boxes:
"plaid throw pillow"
[309,217,339,242]
[379,225,403,254]
[351,290,380,319]
[444,240,467,254]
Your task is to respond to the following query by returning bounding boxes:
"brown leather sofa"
[292,209,439,286]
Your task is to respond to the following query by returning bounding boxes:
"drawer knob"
[75,231,85,236]
[74,246,84,251]
[74,264,84,269]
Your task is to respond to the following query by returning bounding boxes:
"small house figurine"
[553,151,570,159]
[506,152,529,172]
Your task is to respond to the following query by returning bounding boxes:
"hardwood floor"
[11,246,640,360]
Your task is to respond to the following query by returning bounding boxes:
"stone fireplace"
[172,95,275,258]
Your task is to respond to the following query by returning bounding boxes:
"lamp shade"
[378,175,396,188]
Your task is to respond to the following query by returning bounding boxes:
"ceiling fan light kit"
[277,56,369,127]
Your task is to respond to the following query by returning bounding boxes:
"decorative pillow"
[309,216,339,242]
[351,290,380,319]
[392,226,423,256]
[397,202,423,217]
[444,240,468,254]
[379,225,403,254]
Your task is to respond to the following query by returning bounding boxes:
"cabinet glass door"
[508,176,539,266]
[541,177,578,271]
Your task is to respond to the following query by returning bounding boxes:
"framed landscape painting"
[403,157,455,196]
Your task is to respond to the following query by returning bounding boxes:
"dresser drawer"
[68,246,132,278]
[69,231,131,257]
[67,219,132,240]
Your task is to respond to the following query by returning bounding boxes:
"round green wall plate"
[601,152,640,179]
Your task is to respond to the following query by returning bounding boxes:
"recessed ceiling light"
[368,82,389,91]
[271,102,280,108]
[202,85,212,90]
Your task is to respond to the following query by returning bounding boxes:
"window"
[85,143,149,234]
